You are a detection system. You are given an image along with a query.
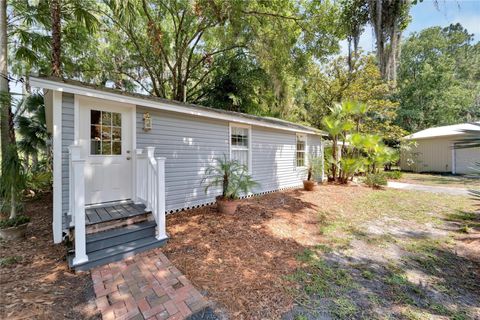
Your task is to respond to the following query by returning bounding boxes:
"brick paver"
[92,249,209,320]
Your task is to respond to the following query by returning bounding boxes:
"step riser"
[71,238,167,272]
[86,226,156,253]
[86,213,150,234]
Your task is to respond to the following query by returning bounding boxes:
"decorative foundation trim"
[165,184,302,215]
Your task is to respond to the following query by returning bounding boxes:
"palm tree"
[17,94,49,169]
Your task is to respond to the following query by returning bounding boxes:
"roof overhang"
[31,77,324,136]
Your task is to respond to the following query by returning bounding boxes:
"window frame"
[296,133,307,168]
[89,109,123,156]
[229,123,252,173]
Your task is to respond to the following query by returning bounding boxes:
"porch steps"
[68,220,167,272]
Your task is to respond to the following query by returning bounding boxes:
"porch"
[67,146,168,271]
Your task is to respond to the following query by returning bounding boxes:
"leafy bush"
[306,155,323,181]
[364,172,387,188]
[202,155,259,200]
[384,171,403,180]
[0,215,30,229]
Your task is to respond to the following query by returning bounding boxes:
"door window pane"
[90,110,122,155]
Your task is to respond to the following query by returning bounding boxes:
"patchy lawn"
[0,193,99,320]
[164,185,479,319]
[398,172,480,189]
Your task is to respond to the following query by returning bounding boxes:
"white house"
[400,122,480,174]
[31,76,325,271]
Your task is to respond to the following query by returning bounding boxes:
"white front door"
[79,97,133,205]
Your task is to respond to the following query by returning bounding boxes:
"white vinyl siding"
[137,108,229,212]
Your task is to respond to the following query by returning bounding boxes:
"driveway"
[388,181,471,196]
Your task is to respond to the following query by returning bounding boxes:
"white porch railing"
[134,147,167,240]
[68,145,88,266]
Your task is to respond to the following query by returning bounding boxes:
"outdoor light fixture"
[143,112,152,131]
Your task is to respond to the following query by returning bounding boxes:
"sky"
[341,0,480,54]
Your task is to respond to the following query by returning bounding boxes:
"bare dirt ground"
[164,185,480,320]
[0,193,99,320]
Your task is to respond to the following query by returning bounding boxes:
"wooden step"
[86,212,151,234]
[69,235,167,272]
[86,220,157,253]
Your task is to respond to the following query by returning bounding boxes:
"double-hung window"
[230,124,250,169]
[296,134,306,167]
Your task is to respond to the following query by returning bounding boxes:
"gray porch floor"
[85,203,149,225]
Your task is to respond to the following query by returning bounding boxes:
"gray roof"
[34,76,325,135]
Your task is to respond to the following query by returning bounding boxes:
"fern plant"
[202,155,258,200]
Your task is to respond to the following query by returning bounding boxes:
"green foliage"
[0,145,26,218]
[0,215,30,229]
[306,55,406,141]
[384,170,403,180]
[306,155,323,181]
[364,172,388,188]
[0,256,22,267]
[16,94,50,169]
[397,24,480,132]
[25,169,52,193]
[202,155,258,200]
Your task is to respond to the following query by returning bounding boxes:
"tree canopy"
[4,0,480,138]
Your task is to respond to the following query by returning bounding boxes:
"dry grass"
[163,185,479,319]
[0,193,99,320]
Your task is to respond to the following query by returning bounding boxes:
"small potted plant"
[0,215,30,240]
[202,155,258,214]
[303,155,323,191]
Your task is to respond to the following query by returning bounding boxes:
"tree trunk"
[0,0,8,164]
[1,0,20,219]
[347,37,353,72]
[51,0,62,77]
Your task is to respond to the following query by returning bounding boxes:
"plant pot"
[303,180,316,191]
[0,223,28,240]
[216,197,240,214]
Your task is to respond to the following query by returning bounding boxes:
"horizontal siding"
[62,93,74,227]
[400,137,454,173]
[137,107,323,212]
[252,127,307,192]
[136,107,229,212]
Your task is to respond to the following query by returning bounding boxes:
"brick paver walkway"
[92,249,208,320]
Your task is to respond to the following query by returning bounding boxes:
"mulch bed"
[0,193,99,320]
[164,186,369,319]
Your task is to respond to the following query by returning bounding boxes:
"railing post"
[69,145,88,266]
[155,157,167,240]
[68,149,74,226]
[133,149,142,203]
[145,147,155,211]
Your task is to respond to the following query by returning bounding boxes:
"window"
[230,125,250,168]
[90,110,122,155]
[296,134,306,167]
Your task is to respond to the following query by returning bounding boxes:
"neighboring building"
[31,76,325,270]
[400,123,480,174]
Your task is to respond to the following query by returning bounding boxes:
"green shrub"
[365,172,387,188]
[202,155,259,200]
[0,215,30,229]
[384,171,403,180]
